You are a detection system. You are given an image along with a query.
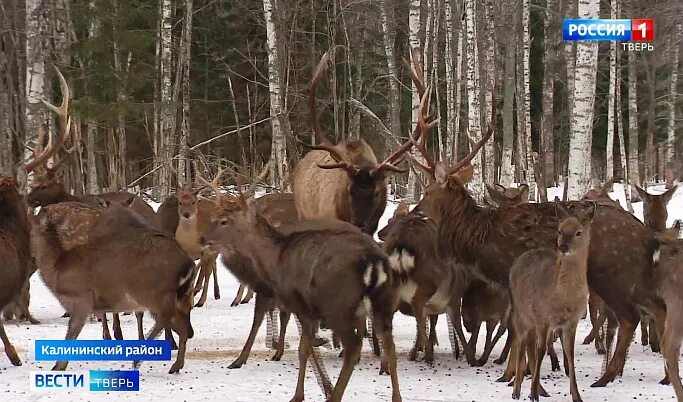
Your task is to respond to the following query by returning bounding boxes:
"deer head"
[301,50,428,233]
[557,217,591,256]
[634,184,677,232]
[486,184,529,207]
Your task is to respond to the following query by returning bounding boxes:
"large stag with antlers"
[409,95,667,388]
[294,50,427,235]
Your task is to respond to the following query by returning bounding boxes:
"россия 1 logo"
[563,18,654,50]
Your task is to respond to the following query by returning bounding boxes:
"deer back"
[486,184,529,207]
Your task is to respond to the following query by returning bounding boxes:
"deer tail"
[358,253,391,295]
[177,260,197,299]
[386,245,415,283]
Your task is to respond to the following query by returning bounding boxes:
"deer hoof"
[589,379,608,388]
[6,347,21,366]
[230,301,239,307]
[194,301,204,308]
[168,363,183,374]
[270,352,283,361]
[313,336,329,348]
[379,361,390,375]
[228,360,244,369]
[52,362,67,371]
[493,357,505,365]
[512,391,520,400]
[538,385,549,397]
[496,375,512,383]
[528,393,540,402]
[659,376,671,385]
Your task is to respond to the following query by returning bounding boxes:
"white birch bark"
[563,0,577,135]
[406,0,422,203]
[465,0,483,199]
[566,0,599,200]
[482,0,495,183]
[86,0,99,193]
[499,2,516,187]
[177,0,193,188]
[24,0,49,187]
[521,0,532,177]
[112,0,128,189]
[263,0,290,189]
[665,24,680,187]
[605,0,617,179]
[444,0,456,161]
[627,50,640,186]
[158,0,174,195]
[454,20,464,158]
[431,0,443,160]
[615,34,631,211]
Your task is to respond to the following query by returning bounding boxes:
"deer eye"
[219,218,229,226]
[575,231,582,237]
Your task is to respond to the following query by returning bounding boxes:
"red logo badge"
[631,19,654,41]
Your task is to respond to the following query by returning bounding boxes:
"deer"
[200,189,402,402]
[0,176,34,367]
[633,183,678,352]
[509,213,593,402]
[30,201,195,373]
[377,200,469,365]
[485,183,529,208]
[581,177,622,207]
[409,94,666,389]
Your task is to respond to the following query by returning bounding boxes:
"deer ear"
[661,185,677,204]
[556,205,571,220]
[493,184,505,193]
[451,164,474,184]
[633,184,649,201]
[518,184,530,200]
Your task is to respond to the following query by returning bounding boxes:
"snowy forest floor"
[1,183,682,401]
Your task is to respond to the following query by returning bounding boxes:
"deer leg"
[168,311,189,374]
[660,308,683,401]
[448,299,477,365]
[53,309,89,371]
[511,335,526,400]
[374,312,402,402]
[211,260,220,300]
[424,314,438,364]
[0,319,20,366]
[547,334,561,372]
[291,316,314,402]
[498,323,518,383]
[467,321,482,366]
[112,313,123,340]
[231,283,246,307]
[230,293,268,369]
[494,330,513,365]
[641,316,650,347]
[135,312,144,340]
[476,319,497,366]
[241,287,254,304]
[132,323,164,370]
[273,309,290,361]
[582,294,600,345]
[530,327,548,402]
[328,323,362,402]
[101,313,112,340]
[195,258,212,308]
[649,318,661,353]
[591,318,637,387]
[561,322,583,402]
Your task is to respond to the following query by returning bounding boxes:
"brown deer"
[634,184,678,352]
[409,99,666,388]
[0,176,33,366]
[293,49,426,236]
[201,192,402,402]
[377,200,469,365]
[582,177,622,207]
[485,184,529,207]
[30,201,195,373]
[510,214,593,402]
[651,233,683,400]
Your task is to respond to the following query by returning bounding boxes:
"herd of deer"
[1,52,682,402]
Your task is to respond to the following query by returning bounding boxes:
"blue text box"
[90,370,140,391]
[563,19,631,41]
[35,340,172,361]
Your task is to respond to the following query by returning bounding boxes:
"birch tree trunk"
[499,1,516,187]
[615,35,632,212]
[520,0,532,180]
[86,0,99,193]
[157,0,174,196]
[605,0,617,179]
[482,0,495,183]
[112,0,128,189]
[665,25,679,188]
[23,0,49,188]
[406,0,422,203]
[444,0,457,161]
[431,0,443,159]
[644,53,655,182]
[542,0,557,186]
[465,0,483,199]
[563,0,577,136]
[566,0,599,200]
[628,50,640,187]
[380,0,401,139]
[177,0,193,188]
[263,0,290,189]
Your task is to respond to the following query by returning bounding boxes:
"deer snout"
[558,244,569,254]
[183,212,191,219]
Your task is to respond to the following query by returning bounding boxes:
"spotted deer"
[0,176,33,366]
[485,184,529,208]
[30,202,195,373]
[409,97,665,388]
[510,213,593,402]
[201,190,402,402]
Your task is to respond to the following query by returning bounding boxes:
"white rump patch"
[400,251,415,272]
[653,248,660,264]
[178,267,194,287]
[399,280,418,303]
[375,262,387,287]
[363,263,373,287]
[388,250,401,272]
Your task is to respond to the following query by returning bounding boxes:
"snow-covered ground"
[1,184,682,401]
